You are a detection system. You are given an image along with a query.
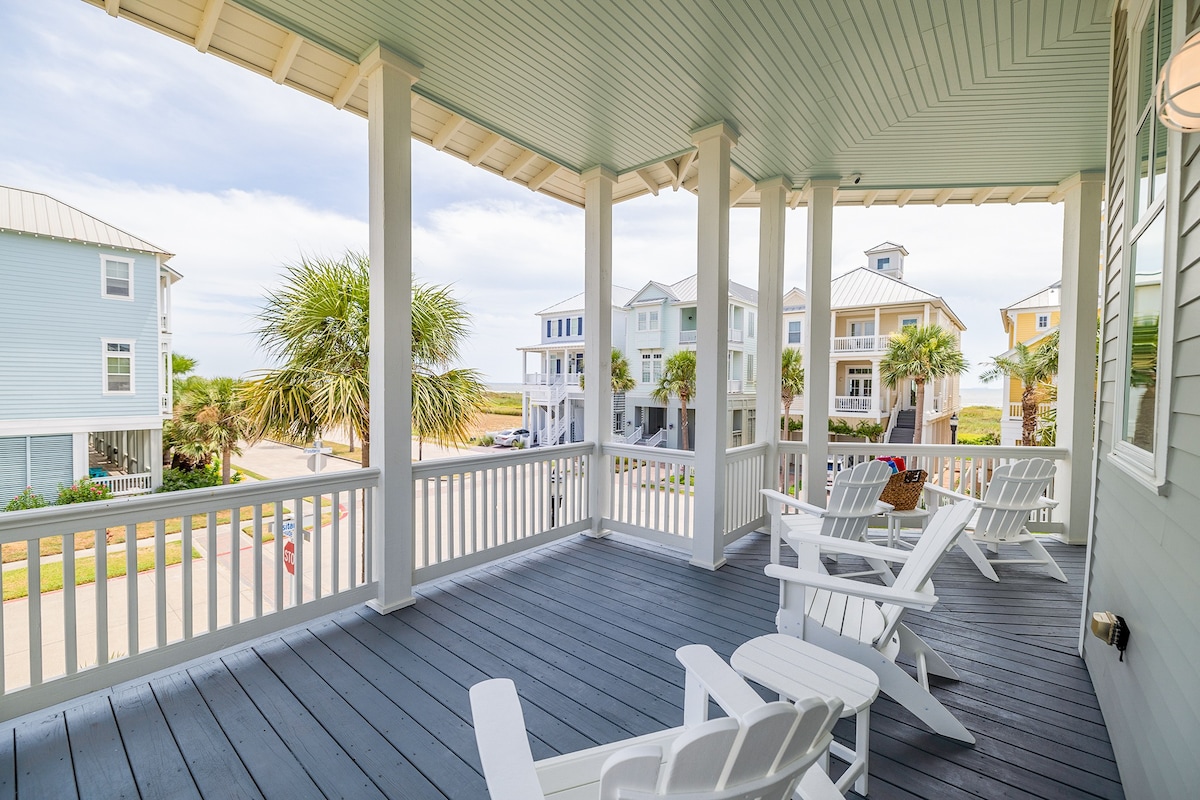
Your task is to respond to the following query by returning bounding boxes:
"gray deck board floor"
[0,532,1121,799]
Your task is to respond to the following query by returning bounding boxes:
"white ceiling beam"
[862,189,879,208]
[332,64,363,110]
[896,189,914,207]
[674,151,696,190]
[468,132,503,166]
[105,0,120,17]
[527,162,561,192]
[194,0,225,54]
[432,113,468,151]
[1047,174,1079,204]
[729,178,754,206]
[503,149,538,180]
[788,190,802,209]
[272,32,303,84]
[682,174,700,192]
[635,168,660,196]
[1007,186,1033,204]
[972,187,995,206]
[933,188,954,207]
[660,159,680,184]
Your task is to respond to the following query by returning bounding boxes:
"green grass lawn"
[483,391,523,416]
[957,405,1001,443]
[3,542,198,601]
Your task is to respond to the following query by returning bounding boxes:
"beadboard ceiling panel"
[86,0,1112,206]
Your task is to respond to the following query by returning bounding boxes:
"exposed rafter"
[674,151,696,190]
[105,0,120,17]
[527,162,561,192]
[635,168,660,196]
[468,132,503,166]
[788,189,803,209]
[933,188,954,207]
[194,0,225,54]
[660,158,680,186]
[432,113,467,151]
[503,149,538,180]
[332,64,362,110]
[1007,186,1033,204]
[972,187,994,206]
[896,189,915,207]
[862,189,879,208]
[272,32,303,84]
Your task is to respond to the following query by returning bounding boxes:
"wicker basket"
[879,469,927,511]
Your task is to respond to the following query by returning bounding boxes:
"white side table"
[883,507,930,549]
[731,634,880,796]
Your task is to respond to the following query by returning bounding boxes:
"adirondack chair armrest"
[923,483,965,503]
[786,531,912,563]
[765,564,938,610]
[760,489,827,518]
[676,644,764,722]
[1036,496,1059,509]
[470,679,547,800]
[874,500,895,513]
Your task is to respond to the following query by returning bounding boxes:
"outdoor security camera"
[848,173,862,185]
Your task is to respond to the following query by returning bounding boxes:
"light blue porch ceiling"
[237,0,1110,183]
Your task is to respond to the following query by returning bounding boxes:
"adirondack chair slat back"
[822,460,892,540]
[975,459,1055,543]
[608,697,840,800]
[877,500,977,644]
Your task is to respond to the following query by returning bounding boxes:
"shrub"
[159,464,222,492]
[512,438,526,450]
[479,434,495,446]
[5,487,47,512]
[56,478,113,505]
[958,432,1002,446]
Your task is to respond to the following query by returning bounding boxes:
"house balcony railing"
[728,328,744,343]
[93,472,153,496]
[1008,401,1056,419]
[679,329,697,344]
[160,313,170,333]
[728,379,743,393]
[832,335,887,353]
[524,373,581,387]
[834,395,873,413]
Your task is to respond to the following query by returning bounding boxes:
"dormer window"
[876,257,890,270]
[102,256,134,300]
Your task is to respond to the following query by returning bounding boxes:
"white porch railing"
[728,328,744,343]
[775,441,1068,534]
[0,470,377,721]
[679,330,697,344]
[728,379,744,393]
[625,425,643,444]
[1008,401,1055,419]
[834,396,873,413]
[832,335,887,352]
[644,429,666,447]
[411,443,591,584]
[603,442,695,545]
[724,442,767,540]
[524,373,582,387]
[93,472,153,496]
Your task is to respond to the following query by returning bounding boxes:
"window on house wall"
[850,321,875,337]
[102,257,134,299]
[1037,313,1050,330]
[1117,0,1172,470]
[746,354,755,383]
[577,316,583,335]
[566,318,572,336]
[901,317,918,328]
[747,311,756,339]
[848,367,873,397]
[546,320,552,338]
[558,319,563,337]
[876,257,890,270]
[637,309,660,331]
[788,321,802,343]
[103,341,134,393]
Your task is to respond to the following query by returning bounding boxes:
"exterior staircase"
[888,408,917,443]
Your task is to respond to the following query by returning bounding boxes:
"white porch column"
[363,45,420,614]
[871,359,881,418]
[756,178,788,500]
[803,180,837,506]
[1057,171,1103,545]
[691,121,737,570]
[583,166,615,536]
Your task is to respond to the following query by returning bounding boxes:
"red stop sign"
[283,540,296,575]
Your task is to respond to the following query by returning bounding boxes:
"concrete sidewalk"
[232,438,497,481]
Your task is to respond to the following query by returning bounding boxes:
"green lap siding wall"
[0,232,161,422]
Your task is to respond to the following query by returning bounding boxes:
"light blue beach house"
[0,186,179,501]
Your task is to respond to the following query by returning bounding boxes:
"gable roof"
[0,186,171,258]
[1003,280,1062,312]
[664,275,758,306]
[537,285,636,315]
[864,242,908,256]
[785,269,965,329]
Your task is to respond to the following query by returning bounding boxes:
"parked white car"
[493,428,532,447]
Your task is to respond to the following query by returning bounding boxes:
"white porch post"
[691,122,737,570]
[871,359,881,418]
[363,45,420,614]
[756,178,787,500]
[1057,171,1103,545]
[803,179,837,507]
[583,166,615,536]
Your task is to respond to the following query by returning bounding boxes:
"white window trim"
[100,254,135,301]
[1107,0,1181,494]
[102,338,136,395]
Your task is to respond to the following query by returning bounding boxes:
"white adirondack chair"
[925,458,1067,583]
[765,498,979,744]
[762,459,895,584]
[470,644,847,800]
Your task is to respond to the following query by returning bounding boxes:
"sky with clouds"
[2,0,1067,399]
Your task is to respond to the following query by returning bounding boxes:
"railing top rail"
[778,440,809,454]
[0,468,381,543]
[825,442,1070,460]
[725,441,770,458]
[411,441,594,477]
[602,441,696,465]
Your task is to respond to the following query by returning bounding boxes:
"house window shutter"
[30,435,74,498]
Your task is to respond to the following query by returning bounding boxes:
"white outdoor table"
[881,507,931,549]
[731,633,881,796]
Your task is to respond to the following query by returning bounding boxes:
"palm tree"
[880,325,968,444]
[780,348,804,438]
[243,252,486,466]
[610,348,637,394]
[174,377,253,484]
[979,333,1059,446]
[651,350,696,450]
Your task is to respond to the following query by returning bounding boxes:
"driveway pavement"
[233,438,494,481]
